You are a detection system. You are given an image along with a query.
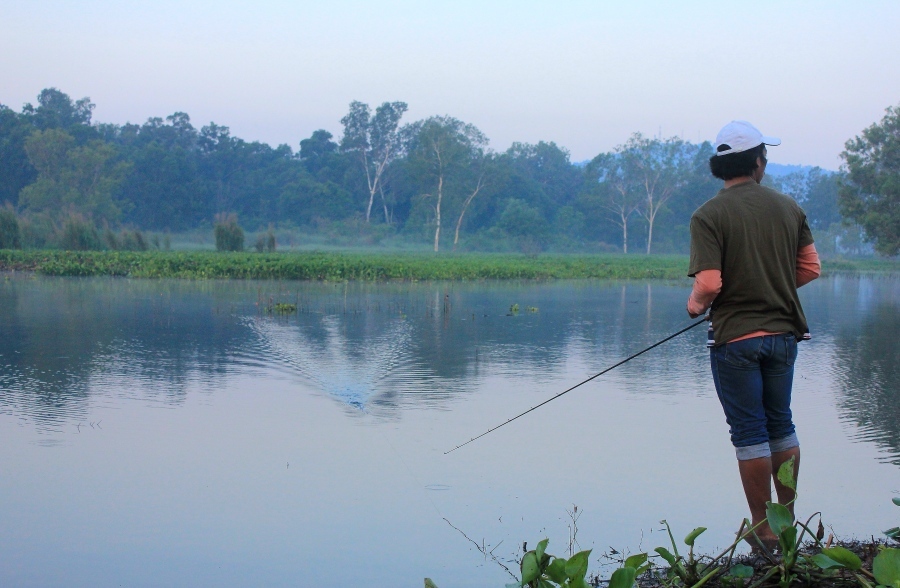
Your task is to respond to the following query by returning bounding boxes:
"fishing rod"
[444,316,709,455]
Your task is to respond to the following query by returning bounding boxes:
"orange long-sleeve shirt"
[687,243,821,342]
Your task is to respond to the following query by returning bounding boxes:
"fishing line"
[444,316,709,454]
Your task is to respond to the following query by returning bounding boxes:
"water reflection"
[1,274,899,587]
[0,278,250,433]
[1,275,898,459]
[833,299,900,464]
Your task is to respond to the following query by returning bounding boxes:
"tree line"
[0,88,893,255]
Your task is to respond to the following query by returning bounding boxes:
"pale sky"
[2,0,898,169]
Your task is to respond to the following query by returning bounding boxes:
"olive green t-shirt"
[688,181,814,345]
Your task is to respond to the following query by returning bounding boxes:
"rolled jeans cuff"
[734,433,800,461]
[735,442,771,461]
[769,433,799,453]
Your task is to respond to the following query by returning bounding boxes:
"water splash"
[247,315,412,410]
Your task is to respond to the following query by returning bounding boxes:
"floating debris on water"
[425,484,451,491]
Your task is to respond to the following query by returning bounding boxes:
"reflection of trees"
[0,277,250,431]
[0,277,744,429]
[832,302,900,464]
[246,281,710,415]
[4,275,899,460]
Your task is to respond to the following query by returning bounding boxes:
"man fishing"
[686,120,821,551]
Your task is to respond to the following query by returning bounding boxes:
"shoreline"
[0,250,897,281]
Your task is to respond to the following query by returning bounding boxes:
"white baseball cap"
[714,120,780,156]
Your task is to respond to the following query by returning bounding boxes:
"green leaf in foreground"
[729,564,754,579]
[623,553,648,570]
[873,548,900,588]
[820,546,862,570]
[811,554,844,570]
[654,547,677,566]
[776,456,797,491]
[893,497,900,507]
[608,566,637,588]
[766,501,793,536]
[565,549,591,581]
[521,551,540,584]
[535,538,548,563]
[545,558,567,584]
[684,526,707,546]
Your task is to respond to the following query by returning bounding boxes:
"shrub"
[0,204,21,249]
[58,214,102,251]
[19,215,54,249]
[120,229,148,251]
[214,213,244,252]
[103,227,119,250]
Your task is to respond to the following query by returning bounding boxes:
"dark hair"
[708,143,766,180]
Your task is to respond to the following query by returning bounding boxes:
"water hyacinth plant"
[428,463,898,588]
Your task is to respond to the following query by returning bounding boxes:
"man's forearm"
[687,269,722,317]
[796,244,821,287]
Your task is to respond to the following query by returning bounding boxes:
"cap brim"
[762,135,781,146]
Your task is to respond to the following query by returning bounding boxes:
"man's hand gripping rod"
[444,316,709,455]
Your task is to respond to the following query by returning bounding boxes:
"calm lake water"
[1,274,898,587]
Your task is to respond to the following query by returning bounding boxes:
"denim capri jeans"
[710,334,800,460]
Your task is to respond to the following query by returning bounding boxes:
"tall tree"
[0,106,36,206]
[340,100,408,223]
[839,103,900,256]
[583,151,642,253]
[777,167,843,230]
[19,129,128,222]
[453,151,494,249]
[22,88,97,143]
[505,141,583,213]
[197,123,249,216]
[403,116,488,252]
[111,113,203,230]
[622,134,693,254]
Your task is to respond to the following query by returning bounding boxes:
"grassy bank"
[0,250,691,280]
[0,250,897,280]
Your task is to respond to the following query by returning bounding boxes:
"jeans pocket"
[784,336,798,366]
[721,337,764,367]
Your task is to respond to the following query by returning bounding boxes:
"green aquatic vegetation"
[645,459,887,588]
[512,538,595,588]
[719,564,754,588]
[654,521,719,587]
[7,249,895,281]
[884,498,900,542]
[434,489,895,588]
[811,499,900,588]
[0,250,696,280]
[265,302,297,314]
[873,548,900,588]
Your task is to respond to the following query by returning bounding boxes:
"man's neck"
[723,176,755,189]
